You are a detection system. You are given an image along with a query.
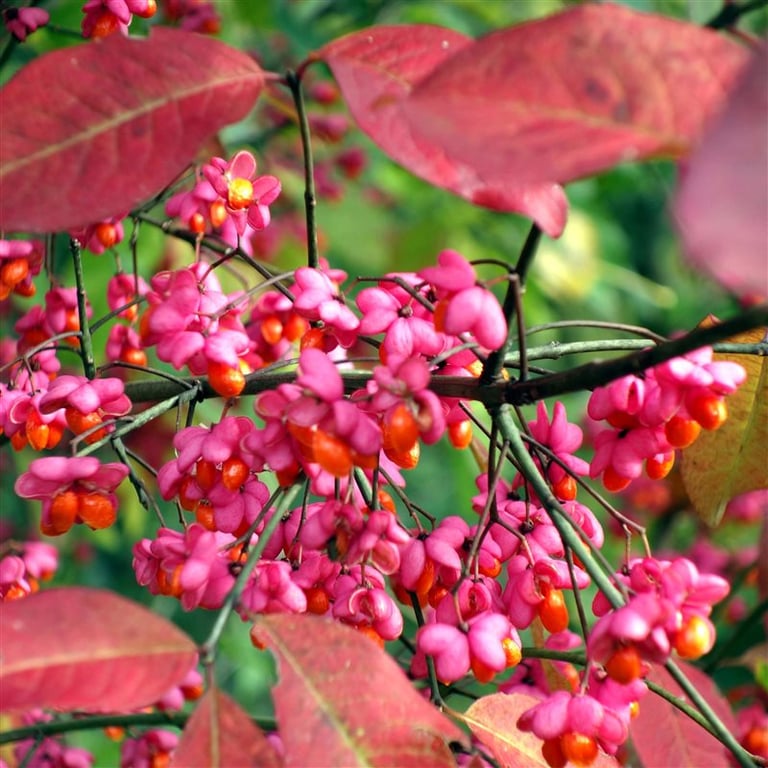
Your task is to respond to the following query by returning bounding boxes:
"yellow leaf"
[681,326,768,526]
[459,693,620,768]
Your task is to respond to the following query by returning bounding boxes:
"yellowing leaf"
[460,693,619,768]
[681,326,768,526]
[460,693,550,768]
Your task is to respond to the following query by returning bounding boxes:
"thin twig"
[284,70,318,268]
[70,238,96,380]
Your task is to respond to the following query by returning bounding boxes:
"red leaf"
[316,26,567,237]
[403,5,749,188]
[630,662,737,768]
[461,693,619,768]
[0,587,197,713]
[0,28,263,233]
[674,45,768,298]
[251,614,464,767]
[171,687,281,768]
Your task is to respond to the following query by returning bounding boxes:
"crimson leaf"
[0,28,263,233]
[170,687,281,768]
[251,614,464,767]
[403,5,749,187]
[1,587,197,713]
[630,662,737,767]
[315,25,568,237]
[674,45,768,298]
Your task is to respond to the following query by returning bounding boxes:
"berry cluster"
[1,0,220,41]
[4,141,752,764]
[588,349,746,491]
[1,108,758,768]
[0,540,58,601]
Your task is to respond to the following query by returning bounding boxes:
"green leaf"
[756,659,768,694]
[681,326,768,526]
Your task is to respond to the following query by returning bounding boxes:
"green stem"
[664,659,757,767]
[110,435,162,518]
[410,592,445,707]
[71,238,96,380]
[494,405,624,607]
[285,70,318,269]
[75,388,201,457]
[521,647,587,664]
[526,319,666,342]
[0,709,276,745]
[200,483,301,665]
[520,647,755,757]
[497,407,756,764]
[644,677,734,744]
[0,713,187,746]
